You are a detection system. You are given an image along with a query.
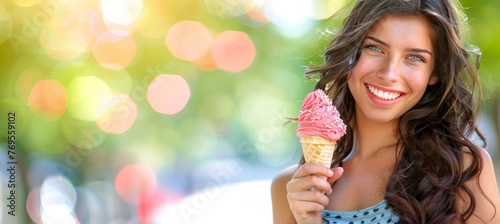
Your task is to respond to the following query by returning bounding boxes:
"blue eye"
[367,45,382,52]
[408,55,424,62]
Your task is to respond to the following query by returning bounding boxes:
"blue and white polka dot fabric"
[322,200,400,224]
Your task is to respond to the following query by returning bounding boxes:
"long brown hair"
[302,0,492,223]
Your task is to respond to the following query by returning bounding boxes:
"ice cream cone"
[297,89,346,191]
[300,136,336,168]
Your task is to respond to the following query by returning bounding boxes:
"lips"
[366,84,402,100]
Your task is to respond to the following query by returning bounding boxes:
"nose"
[377,58,400,83]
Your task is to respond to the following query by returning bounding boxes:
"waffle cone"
[300,136,336,168]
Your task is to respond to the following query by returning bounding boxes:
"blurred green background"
[0,0,499,223]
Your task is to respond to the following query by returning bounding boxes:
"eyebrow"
[365,36,433,56]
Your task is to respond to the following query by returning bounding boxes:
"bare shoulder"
[271,164,298,224]
[272,165,298,190]
[459,146,500,223]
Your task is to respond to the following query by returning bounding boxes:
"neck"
[349,114,399,160]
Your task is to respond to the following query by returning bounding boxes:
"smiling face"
[347,14,438,125]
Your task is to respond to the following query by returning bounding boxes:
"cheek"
[405,75,432,99]
[402,63,433,86]
[349,60,369,81]
[351,55,381,78]
[347,70,360,92]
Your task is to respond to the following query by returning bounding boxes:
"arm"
[457,147,500,223]
[271,165,298,224]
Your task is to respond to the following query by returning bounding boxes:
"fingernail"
[329,188,333,194]
[337,167,344,173]
[328,169,334,176]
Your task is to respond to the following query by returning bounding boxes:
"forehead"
[366,14,435,51]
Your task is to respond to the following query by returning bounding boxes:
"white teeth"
[367,85,401,100]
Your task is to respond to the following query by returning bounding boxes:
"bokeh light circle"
[263,0,314,37]
[40,175,78,223]
[28,80,67,120]
[92,31,137,70]
[41,204,78,224]
[147,74,190,115]
[40,175,78,209]
[62,8,95,52]
[39,26,75,61]
[102,0,143,26]
[101,0,143,34]
[211,31,256,73]
[89,10,107,37]
[26,188,42,224]
[67,76,112,121]
[0,6,13,44]
[165,20,213,61]
[95,94,138,134]
[114,164,157,204]
[137,190,172,222]
[264,0,312,27]
[39,8,95,61]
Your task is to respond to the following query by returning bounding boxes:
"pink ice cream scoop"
[297,89,346,142]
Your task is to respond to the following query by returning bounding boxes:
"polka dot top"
[322,200,400,224]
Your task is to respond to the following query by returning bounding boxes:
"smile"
[366,84,402,100]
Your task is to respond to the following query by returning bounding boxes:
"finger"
[326,166,344,183]
[287,190,330,208]
[291,211,323,224]
[287,175,333,193]
[293,162,333,179]
[290,200,325,213]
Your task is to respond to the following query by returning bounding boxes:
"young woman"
[271,0,500,223]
